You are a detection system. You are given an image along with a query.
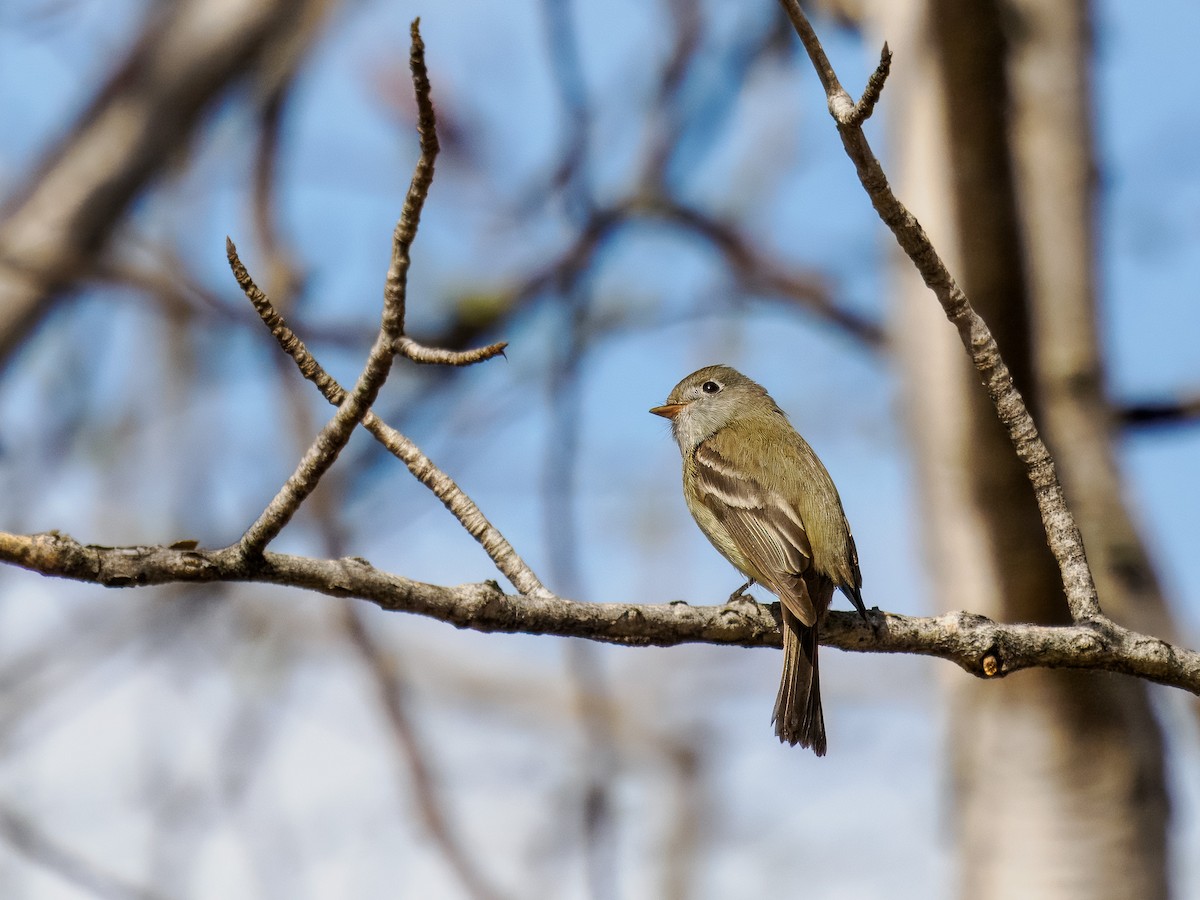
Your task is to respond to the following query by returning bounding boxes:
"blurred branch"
[94,248,379,351]
[425,197,882,363]
[0,0,336,370]
[0,805,168,900]
[250,55,306,305]
[640,0,703,186]
[340,605,509,900]
[660,741,702,900]
[542,276,619,900]
[4,531,1200,694]
[537,0,596,218]
[777,0,1104,622]
[639,197,886,346]
[1119,395,1200,429]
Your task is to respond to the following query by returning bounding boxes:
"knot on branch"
[981,651,1001,678]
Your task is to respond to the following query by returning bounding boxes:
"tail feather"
[772,607,826,756]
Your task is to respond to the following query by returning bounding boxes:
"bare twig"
[4,532,1199,694]
[395,336,509,366]
[843,42,891,127]
[226,240,545,596]
[776,0,1103,623]
[235,20,438,558]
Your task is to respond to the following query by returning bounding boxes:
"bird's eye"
[701,381,720,394]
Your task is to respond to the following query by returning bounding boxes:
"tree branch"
[225,239,544,597]
[0,0,334,372]
[0,804,169,900]
[395,336,509,366]
[1119,394,1200,430]
[2,531,1198,694]
[235,19,437,558]
[777,0,1103,623]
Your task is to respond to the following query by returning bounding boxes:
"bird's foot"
[727,579,755,603]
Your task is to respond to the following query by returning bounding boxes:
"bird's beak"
[649,403,685,419]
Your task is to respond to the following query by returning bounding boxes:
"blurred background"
[1,0,1198,897]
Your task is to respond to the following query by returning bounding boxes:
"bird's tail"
[772,607,826,756]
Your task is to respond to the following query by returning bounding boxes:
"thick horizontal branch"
[3,531,1198,694]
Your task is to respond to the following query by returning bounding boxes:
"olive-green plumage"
[651,365,865,756]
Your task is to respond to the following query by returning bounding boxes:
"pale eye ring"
[701,380,720,394]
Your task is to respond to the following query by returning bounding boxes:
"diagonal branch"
[0,0,335,372]
[235,20,438,558]
[777,0,1103,623]
[3,531,1199,694]
[0,804,169,900]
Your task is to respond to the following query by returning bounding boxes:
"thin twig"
[226,240,546,596]
[776,0,1103,622]
[844,42,892,127]
[396,336,509,365]
[3,531,1200,693]
[235,20,438,558]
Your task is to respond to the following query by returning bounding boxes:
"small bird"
[651,364,866,756]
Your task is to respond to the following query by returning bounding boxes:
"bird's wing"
[693,440,818,625]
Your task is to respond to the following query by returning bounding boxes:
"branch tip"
[844,41,893,127]
[396,337,509,367]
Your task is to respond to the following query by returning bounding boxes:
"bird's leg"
[727,579,755,603]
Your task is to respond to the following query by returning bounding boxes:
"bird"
[651,364,866,755]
